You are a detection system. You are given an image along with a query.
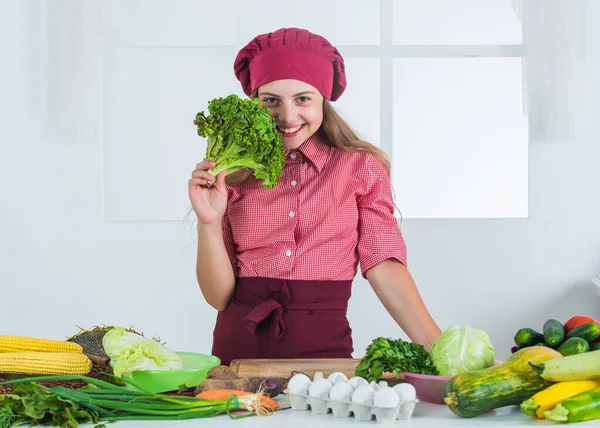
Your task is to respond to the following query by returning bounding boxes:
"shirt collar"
[293,133,331,173]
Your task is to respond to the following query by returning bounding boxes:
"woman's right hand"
[188,161,228,225]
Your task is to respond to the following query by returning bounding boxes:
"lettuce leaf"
[0,382,98,427]
[102,327,183,377]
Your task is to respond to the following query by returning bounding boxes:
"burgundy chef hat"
[234,28,347,102]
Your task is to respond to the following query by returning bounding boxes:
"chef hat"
[233,28,347,101]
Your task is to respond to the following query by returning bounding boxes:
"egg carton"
[288,391,418,423]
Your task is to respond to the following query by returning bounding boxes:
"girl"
[189,28,441,365]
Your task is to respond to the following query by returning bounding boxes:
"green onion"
[0,374,277,425]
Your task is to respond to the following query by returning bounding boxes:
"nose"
[276,103,297,125]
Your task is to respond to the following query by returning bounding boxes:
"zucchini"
[543,319,565,348]
[520,379,600,419]
[530,350,600,381]
[444,346,562,418]
[565,322,600,343]
[514,328,544,348]
[557,337,589,356]
[544,386,600,422]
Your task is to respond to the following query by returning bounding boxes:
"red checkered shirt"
[221,134,407,281]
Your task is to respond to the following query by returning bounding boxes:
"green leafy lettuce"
[194,94,286,189]
[102,327,183,377]
[0,382,98,427]
[429,325,495,376]
[355,337,438,382]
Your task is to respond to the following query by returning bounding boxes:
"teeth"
[280,125,302,134]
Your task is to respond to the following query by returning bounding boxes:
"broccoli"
[193,94,286,189]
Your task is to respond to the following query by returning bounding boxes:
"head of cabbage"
[102,327,183,377]
[429,325,495,376]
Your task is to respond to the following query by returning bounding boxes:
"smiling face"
[258,79,324,150]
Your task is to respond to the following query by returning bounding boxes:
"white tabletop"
[76,399,598,427]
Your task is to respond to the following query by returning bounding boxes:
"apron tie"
[243,298,286,340]
[243,280,292,340]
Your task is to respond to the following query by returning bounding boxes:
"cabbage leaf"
[102,327,183,377]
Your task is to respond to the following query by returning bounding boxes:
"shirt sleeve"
[356,155,407,278]
[221,199,239,276]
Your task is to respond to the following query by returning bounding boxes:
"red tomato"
[564,315,600,342]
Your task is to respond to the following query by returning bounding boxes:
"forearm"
[366,259,442,349]
[196,221,235,311]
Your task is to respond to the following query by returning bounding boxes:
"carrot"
[196,389,278,414]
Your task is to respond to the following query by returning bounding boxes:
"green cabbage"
[429,325,495,376]
[102,327,183,377]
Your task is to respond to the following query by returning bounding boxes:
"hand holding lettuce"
[102,327,183,377]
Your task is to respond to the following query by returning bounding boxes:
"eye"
[261,97,278,105]
[297,96,311,103]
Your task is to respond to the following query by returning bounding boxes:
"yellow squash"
[521,379,600,418]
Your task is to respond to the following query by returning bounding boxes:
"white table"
[77,400,598,427]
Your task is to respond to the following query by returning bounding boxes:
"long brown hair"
[318,100,390,174]
[225,98,390,186]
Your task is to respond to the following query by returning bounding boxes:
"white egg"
[347,376,369,389]
[327,371,349,384]
[351,384,376,405]
[392,383,417,401]
[308,379,333,398]
[287,373,312,394]
[374,386,401,408]
[329,381,354,401]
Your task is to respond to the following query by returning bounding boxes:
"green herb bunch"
[0,374,266,427]
[194,94,286,189]
[355,337,439,382]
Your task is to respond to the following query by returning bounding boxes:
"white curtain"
[513,0,587,144]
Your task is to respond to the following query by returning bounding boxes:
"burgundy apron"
[212,277,354,365]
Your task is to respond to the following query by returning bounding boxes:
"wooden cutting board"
[229,358,404,384]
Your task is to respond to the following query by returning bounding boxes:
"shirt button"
[285,249,292,256]
[289,211,295,218]
[291,180,297,187]
[290,153,297,159]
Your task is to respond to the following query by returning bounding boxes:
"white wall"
[1,0,599,363]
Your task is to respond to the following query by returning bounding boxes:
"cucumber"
[557,337,590,356]
[565,322,600,343]
[514,328,544,348]
[590,342,600,351]
[544,386,600,422]
[543,319,565,348]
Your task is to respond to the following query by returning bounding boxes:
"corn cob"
[0,351,92,375]
[0,335,83,354]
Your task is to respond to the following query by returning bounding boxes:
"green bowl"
[112,352,220,394]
